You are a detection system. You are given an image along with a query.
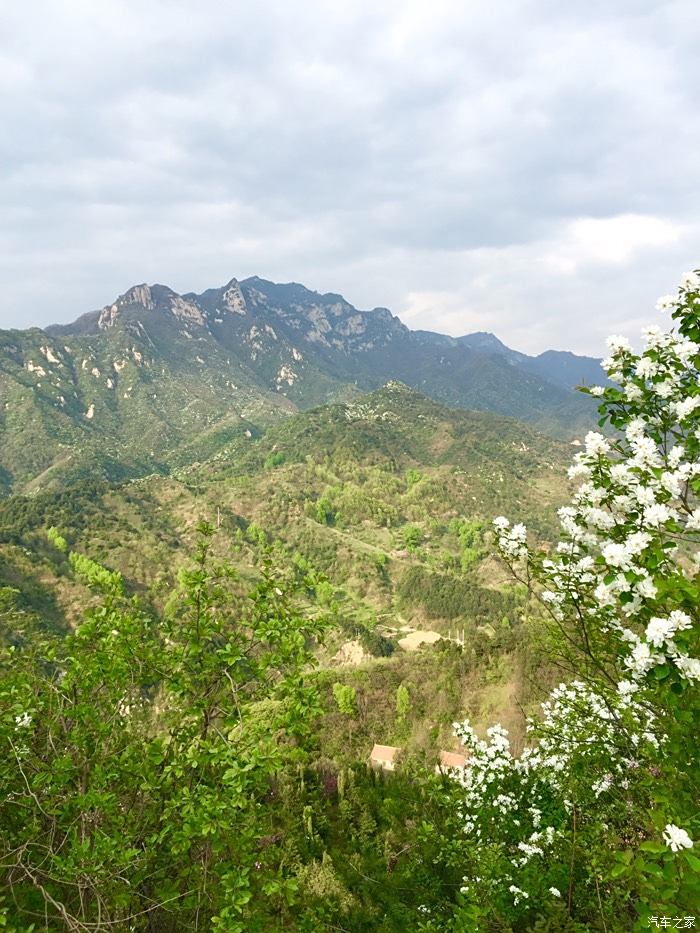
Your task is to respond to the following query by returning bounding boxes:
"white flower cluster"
[492,517,528,559]
[475,272,700,909]
[493,273,699,687]
[508,884,528,905]
[452,682,662,906]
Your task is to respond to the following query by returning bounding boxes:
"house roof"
[438,750,468,769]
[370,744,401,762]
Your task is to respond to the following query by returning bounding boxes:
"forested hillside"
[0,383,568,637]
[0,380,572,930]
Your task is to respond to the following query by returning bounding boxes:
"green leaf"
[640,841,666,854]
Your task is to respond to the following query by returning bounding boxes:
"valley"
[0,382,571,765]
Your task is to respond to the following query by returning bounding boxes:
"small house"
[435,750,468,774]
[370,744,401,772]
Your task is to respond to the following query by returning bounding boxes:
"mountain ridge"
[1,274,600,495]
[47,273,605,398]
[46,275,600,367]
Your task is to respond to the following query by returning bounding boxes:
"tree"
[428,270,700,930]
[315,579,336,607]
[246,520,268,547]
[264,451,286,469]
[47,525,68,553]
[0,524,326,931]
[315,495,335,525]
[332,682,357,717]
[406,469,423,490]
[395,683,410,721]
[401,525,422,551]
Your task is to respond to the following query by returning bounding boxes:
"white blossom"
[606,335,631,354]
[568,460,592,480]
[642,503,674,527]
[674,655,700,681]
[625,417,647,441]
[653,380,675,400]
[672,396,700,423]
[584,432,610,456]
[660,471,683,497]
[662,824,694,852]
[643,325,666,346]
[676,339,699,362]
[686,510,700,531]
[655,294,676,312]
[635,577,657,600]
[508,884,529,905]
[635,357,659,379]
[625,641,663,676]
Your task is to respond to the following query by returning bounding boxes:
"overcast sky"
[1,1,698,354]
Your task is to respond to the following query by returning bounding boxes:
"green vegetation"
[0,381,567,929]
[0,384,569,645]
[1,272,698,930]
[395,683,410,720]
[332,682,358,716]
[0,524,547,931]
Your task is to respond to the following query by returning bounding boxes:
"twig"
[567,804,577,915]
[595,874,608,932]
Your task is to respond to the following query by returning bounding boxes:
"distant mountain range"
[0,275,602,495]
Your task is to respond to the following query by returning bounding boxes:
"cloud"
[0,0,698,355]
[397,213,697,354]
[552,215,685,269]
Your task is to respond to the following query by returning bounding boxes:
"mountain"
[0,275,599,495]
[455,331,607,390]
[520,348,609,390]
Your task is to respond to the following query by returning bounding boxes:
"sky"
[1,0,698,355]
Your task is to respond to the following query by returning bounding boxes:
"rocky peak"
[98,304,120,329]
[221,280,247,316]
[168,294,205,326]
[98,284,152,329]
[97,283,207,329]
[119,284,155,310]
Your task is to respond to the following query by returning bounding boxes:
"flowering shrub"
[436,272,700,931]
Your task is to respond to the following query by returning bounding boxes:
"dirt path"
[398,630,443,650]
